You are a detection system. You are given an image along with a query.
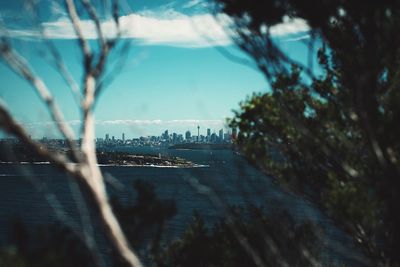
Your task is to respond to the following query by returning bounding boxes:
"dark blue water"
[0,147,369,266]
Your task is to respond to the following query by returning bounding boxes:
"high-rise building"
[122,133,125,142]
[219,129,223,142]
[207,128,211,137]
[105,133,109,141]
[163,130,169,140]
[197,125,200,142]
[210,133,217,143]
[185,130,191,141]
[224,133,230,142]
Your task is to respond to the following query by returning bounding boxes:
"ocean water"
[0,147,368,266]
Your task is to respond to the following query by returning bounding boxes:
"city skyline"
[1,124,235,142]
[0,125,236,150]
[101,125,233,140]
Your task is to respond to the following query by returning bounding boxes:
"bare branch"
[81,0,106,48]
[65,0,92,65]
[1,1,143,266]
[94,40,130,103]
[25,0,82,103]
[0,100,78,175]
[0,41,81,159]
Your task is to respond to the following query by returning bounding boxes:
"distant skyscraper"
[197,125,200,142]
[224,133,229,141]
[185,130,191,141]
[105,133,109,141]
[122,133,125,142]
[163,130,169,140]
[210,133,217,143]
[207,128,211,137]
[219,129,223,141]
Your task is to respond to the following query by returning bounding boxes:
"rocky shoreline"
[0,143,201,168]
[96,151,200,168]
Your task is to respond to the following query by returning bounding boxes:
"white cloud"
[7,10,309,48]
[270,18,309,36]
[96,119,224,126]
[24,120,81,127]
[24,119,225,127]
[97,119,163,126]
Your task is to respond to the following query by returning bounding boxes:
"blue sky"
[0,0,315,139]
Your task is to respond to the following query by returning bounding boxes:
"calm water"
[0,147,367,266]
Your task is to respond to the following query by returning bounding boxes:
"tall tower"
[197,125,200,142]
[122,133,125,142]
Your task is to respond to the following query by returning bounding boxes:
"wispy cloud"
[24,120,81,127]
[270,18,309,36]
[96,119,224,126]
[7,10,309,48]
[23,119,225,127]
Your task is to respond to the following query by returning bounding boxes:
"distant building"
[224,133,230,142]
[105,134,109,141]
[163,130,169,141]
[122,133,125,142]
[218,129,223,142]
[185,130,191,141]
[210,133,217,143]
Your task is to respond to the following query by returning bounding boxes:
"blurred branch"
[0,100,78,175]
[65,0,91,61]
[26,0,82,104]
[0,0,143,266]
[0,39,81,161]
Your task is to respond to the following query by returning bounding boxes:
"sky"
[0,0,315,139]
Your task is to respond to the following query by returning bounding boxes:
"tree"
[216,0,400,265]
[0,1,142,266]
[157,208,321,267]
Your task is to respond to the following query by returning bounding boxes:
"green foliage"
[157,207,321,267]
[219,0,400,265]
[226,22,399,267]
[229,58,396,263]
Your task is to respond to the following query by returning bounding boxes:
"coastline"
[0,161,208,169]
[0,143,208,168]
